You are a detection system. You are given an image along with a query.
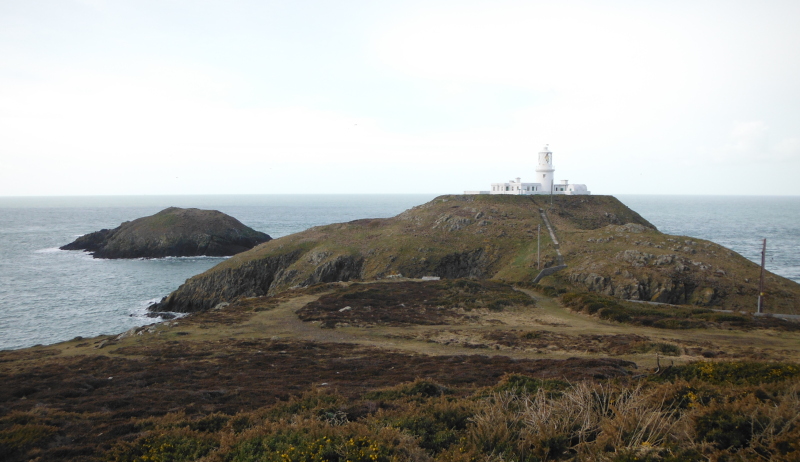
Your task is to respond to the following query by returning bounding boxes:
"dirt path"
[225,287,797,368]
[40,282,800,370]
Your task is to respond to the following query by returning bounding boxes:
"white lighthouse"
[464,144,591,196]
[535,144,555,193]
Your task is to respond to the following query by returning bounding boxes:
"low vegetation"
[6,367,799,461]
[2,277,799,461]
[0,336,634,461]
[561,292,800,331]
[298,280,534,327]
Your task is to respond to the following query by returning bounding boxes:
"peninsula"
[4,195,800,461]
[151,195,800,314]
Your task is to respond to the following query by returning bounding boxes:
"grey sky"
[1,0,798,195]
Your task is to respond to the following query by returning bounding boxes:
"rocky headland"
[5,195,800,461]
[60,207,271,259]
[150,195,800,314]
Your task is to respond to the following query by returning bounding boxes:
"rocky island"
[60,207,271,259]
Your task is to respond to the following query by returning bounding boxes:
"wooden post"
[758,238,766,313]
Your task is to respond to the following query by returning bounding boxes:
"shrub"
[656,361,800,385]
[387,398,475,454]
[0,423,59,459]
[363,379,451,401]
[492,374,569,396]
[652,319,695,329]
[108,429,219,462]
[694,406,763,450]
[268,391,347,420]
[631,342,682,356]
[533,285,561,297]
[189,413,230,433]
[225,424,396,462]
[600,307,633,323]
[560,292,797,331]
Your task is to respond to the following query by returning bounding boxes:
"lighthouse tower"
[535,144,555,193]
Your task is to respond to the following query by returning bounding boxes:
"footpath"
[532,208,567,284]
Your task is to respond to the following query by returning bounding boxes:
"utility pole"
[758,238,766,313]
[537,224,541,269]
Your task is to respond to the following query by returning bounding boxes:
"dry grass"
[32,371,794,461]
[2,278,799,461]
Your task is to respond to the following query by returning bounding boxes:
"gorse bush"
[224,428,394,462]
[384,397,476,454]
[91,364,800,461]
[656,361,800,385]
[0,423,59,459]
[108,429,219,462]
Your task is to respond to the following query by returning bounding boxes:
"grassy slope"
[162,194,798,314]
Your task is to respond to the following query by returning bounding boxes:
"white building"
[465,145,590,196]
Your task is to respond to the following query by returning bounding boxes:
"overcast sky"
[2,0,799,196]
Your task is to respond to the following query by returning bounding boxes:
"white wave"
[34,247,64,253]
[128,297,187,322]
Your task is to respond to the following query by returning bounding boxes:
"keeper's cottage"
[465,145,590,196]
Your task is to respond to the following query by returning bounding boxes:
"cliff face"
[60,207,271,259]
[150,195,800,315]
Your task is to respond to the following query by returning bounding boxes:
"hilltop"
[60,207,271,259]
[152,195,799,314]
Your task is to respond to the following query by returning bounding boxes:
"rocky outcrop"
[301,255,365,286]
[567,271,717,305]
[61,207,271,259]
[431,249,489,278]
[151,250,304,312]
[558,225,800,311]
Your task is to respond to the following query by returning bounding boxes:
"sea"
[1,194,798,351]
